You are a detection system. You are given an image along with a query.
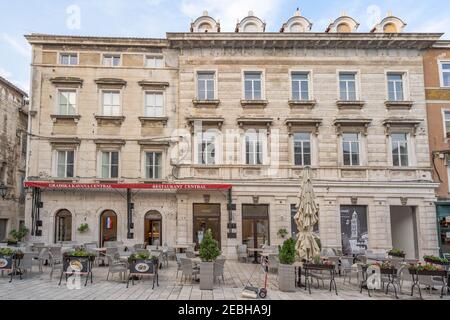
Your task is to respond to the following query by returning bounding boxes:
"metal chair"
[106,254,128,281]
[176,253,186,278]
[236,245,248,263]
[20,253,34,277]
[180,258,199,283]
[213,258,226,284]
[48,251,63,280]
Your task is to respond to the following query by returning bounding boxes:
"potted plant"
[278,238,296,292]
[77,223,90,234]
[388,248,405,259]
[127,252,159,289]
[423,255,449,266]
[277,228,288,239]
[409,263,446,277]
[63,249,96,272]
[304,255,335,270]
[9,226,29,245]
[199,229,221,290]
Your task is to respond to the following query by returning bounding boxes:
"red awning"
[24,181,232,191]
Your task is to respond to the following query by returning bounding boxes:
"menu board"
[0,256,13,270]
[129,260,157,275]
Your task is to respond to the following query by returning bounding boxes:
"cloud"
[416,17,450,35]
[179,0,283,31]
[1,33,31,58]
[0,67,12,79]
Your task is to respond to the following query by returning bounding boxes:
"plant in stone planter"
[423,255,449,265]
[278,238,296,292]
[9,226,29,243]
[277,228,288,239]
[199,229,221,290]
[77,223,90,234]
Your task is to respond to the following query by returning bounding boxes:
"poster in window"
[340,206,368,255]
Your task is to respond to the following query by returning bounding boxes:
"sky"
[1,0,450,94]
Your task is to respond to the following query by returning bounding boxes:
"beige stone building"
[25,11,443,259]
[0,76,28,241]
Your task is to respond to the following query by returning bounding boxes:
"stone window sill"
[193,99,220,107]
[139,117,168,126]
[336,100,365,109]
[241,100,268,107]
[51,115,81,123]
[288,100,316,108]
[385,101,413,110]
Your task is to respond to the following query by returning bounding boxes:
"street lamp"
[0,184,8,199]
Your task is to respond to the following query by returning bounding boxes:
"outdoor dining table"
[303,264,338,295]
[247,248,264,264]
[173,245,190,253]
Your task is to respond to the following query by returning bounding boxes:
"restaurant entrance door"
[100,210,117,247]
[242,204,270,249]
[193,204,221,249]
[145,211,162,246]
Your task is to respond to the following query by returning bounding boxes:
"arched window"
[383,23,398,33]
[198,22,212,33]
[337,23,351,33]
[243,23,258,32]
[55,210,72,243]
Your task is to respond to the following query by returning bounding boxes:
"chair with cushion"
[176,253,187,278]
[267,254,279,274]
[48,251,64,280]
[34,247,49,272]
[236,245,248,263]
[20,252,34,277]
[180,258,199,283]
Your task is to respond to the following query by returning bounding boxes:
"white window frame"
[101,90,122,116]
[59,53,78,66]
[439,60,450,88]
[342,133,361,166]
[442,109,450,140]
[242,69,265,100]
[244,130,267,166]
[143,91,165,117]
[390,132,410,167]
[290,70,312,101]
[196,70,217,101]
[293,132,312,166]
[99,151,120,179]
[386,71,409,101]
[196,131,217,165]
[337,71,360,101]
[145,55,165,68]
[144,151,163,180]
[56,89,77,115]
[102,53,122,67]
[53,149,75,178]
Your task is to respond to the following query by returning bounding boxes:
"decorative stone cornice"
[285,118,322,136]
[382,118,423,136]
[187,117,225,134]
[49,138,81,146]
[334,118,372,136]
[50,77,84,87]
[138,117,168,126]
[138,81,170,89]
[94,78,127,88]
[94,139,126,146]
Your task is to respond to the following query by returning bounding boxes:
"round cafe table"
[247,248,263,264]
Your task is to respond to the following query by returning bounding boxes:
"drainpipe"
[227,188,237,239]
[127,189,134,239]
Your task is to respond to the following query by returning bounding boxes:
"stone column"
[369,198,392,253]
[273,197,289,246]
[319,197,340,250]
[417,201,440,257]
[176,194,189,244]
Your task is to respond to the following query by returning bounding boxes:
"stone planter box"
[424,258,449,266]
[62,255,94,273]
[278,264,296,292]
[200,262,214,290]
[409,269,447,277]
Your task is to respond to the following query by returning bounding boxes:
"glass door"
[242,205,270,249]
[193,204,221,249]
[100,211,117,247]
[145,219,161,246]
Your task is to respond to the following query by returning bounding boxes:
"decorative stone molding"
[280,9,312,33]
[371,14,407,33]
[95,115,126,126]
[382,118,422,136]
[236,11,266,33]
[138,117,168,126]
[192,99,220,107]
[336,100,365,109]
[49,138,81,146]
[285,118,322,136]
[334,118,372,136]
[240,100,268,107]
[138,140,170,148]
[385,100,413,110]
[50,77,83,88]
[190,11,220,33]
[94,78,127,88]
[326,15,360,33]
[50,114,81,123]
[288,100,316,109]
[138,81,170,89]
[94,139,126,147]
[187,117,224,134]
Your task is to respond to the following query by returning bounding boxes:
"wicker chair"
[180,258,199,283]
[106,254,128,281]
[213,258,226,284]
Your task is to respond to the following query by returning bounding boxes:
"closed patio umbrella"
[294,167,320,261]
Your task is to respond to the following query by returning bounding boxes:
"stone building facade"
[0,76,28,241]
[423,41,450,256]
[25,11,443,259]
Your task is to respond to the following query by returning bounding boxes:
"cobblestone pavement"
[0,260,448,300]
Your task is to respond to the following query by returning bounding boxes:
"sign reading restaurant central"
[24,182,233,190]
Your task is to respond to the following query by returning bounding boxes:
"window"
[198,132,216,165]
[391,133,409,167]
[144,92,164,117]
[387,73,405,101]
[294,133,311,166]
[339,72,357,101]
[291,72,310,101]
[197,72,215,100]
[60,53,78,65]
[101,151,119,179]
[244,72,262,100]
[21,132,27,155]
[145,152,162,179]
[245,131,264,165]
[146,56,164,68]
[440,62,450,87]
[58,90,76,115]
[55,210,72,243]
[102,91,121,116]
[103,54,121,67]
[56,150,74,178]
[444,111,450,138]
[342,133,360,166]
